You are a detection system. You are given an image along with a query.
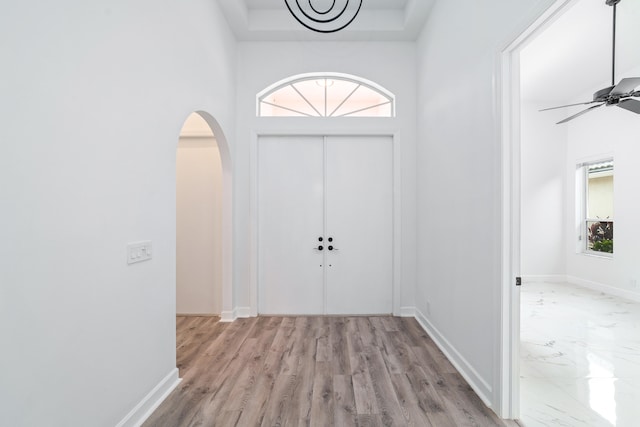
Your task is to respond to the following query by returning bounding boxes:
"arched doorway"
[176,111,232,319]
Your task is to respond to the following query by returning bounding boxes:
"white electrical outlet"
[127,241,153,265]
[631,279,638,290]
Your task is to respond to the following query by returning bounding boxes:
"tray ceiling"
[217,0,435,41]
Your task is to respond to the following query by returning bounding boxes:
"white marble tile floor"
[520,281,640,427]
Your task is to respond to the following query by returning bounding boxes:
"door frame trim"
[249,131,402,317]
[496,0,576,417]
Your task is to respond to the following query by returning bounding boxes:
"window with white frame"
[257,73,395,118]
[578,159,614,254]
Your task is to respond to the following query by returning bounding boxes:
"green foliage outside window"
[588,221,613,254]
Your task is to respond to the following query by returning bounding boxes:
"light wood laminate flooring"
[144,316,514,426]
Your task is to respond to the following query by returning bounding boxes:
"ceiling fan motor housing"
[606,0,621,6]
[593,85,615,102]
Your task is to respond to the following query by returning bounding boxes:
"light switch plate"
[127,241,153,265]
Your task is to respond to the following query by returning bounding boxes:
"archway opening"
[175,112,232,319]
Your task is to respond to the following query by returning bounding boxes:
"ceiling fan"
[541,0,640,124]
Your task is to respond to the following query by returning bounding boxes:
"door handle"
[328,245,338,251]
[314,245,324,251]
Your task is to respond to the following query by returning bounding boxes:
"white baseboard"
[176,313,219,317]
[116,368,181,427]
[567,276,640,303]
[220,307,253,322]
[220,310,236,322]
[399,306,416,317]
[236,307,252,318]
[414,308,493,408]
[521,275,567,284]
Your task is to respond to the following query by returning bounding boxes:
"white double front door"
[258,135,393,315]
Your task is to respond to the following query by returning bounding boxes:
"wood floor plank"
[373,326,408,375]
[400,317,431,342]
[233,373,272,426]
[145,316,513,427]
[404,364,457,427]
[260,374,296,427]
[278,317,310,376]
[355,317,378,348]
[389,373,435,426]
[357,414,385,427]
[352,370,380,415]
[329,317,351,374]
[211,410,241,427]
[365,346,407,425]
[263,316,295,378]
[224,317,282,411]
[310,361,334,427]
[175,315,189,330]
[189,318,282,425]
[333,374,358,427]
[436,372,503,427]
[176,317,224,375]
[282,318,317,426]
[379,315,401,332]
[346,318,367,376]
[316,335,331,363]
[401,318,458,374]
[144,318,257,426]
[282,362,315,426]
[175,317,208,356]
[425,343,459,375]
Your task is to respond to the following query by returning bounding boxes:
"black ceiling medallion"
[284,0,363,33]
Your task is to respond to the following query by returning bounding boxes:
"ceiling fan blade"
[611,77,640,96]
[539,101,596,112]
[618,99,640,114]
[556,103,604,124]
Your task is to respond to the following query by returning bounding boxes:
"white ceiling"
[244,0,408,9]
[216,0,435,41]
[521,0,640,105]
[217,0,640,103]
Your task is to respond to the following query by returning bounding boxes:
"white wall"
[416,0,556,411]
[0,1,236,426]
[564,67,640,298]
[177,115,223,315]
[235,42,418,314]
[520,102,567,277]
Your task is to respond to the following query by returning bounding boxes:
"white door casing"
[258,135,393,315]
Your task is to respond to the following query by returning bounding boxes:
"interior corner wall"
[564,65,640,299]
[521,102,567,278]
[176,137,223,315]
[415,0,556,409]
[234,41,418,313]
[0,1,237,426]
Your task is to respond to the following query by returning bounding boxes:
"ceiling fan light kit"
[541,0,640,124]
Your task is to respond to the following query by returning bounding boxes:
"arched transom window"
[257,73,395,118]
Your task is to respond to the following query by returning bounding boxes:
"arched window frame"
[257,72,396,118]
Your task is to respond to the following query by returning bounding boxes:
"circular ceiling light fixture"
[284,0,363,33]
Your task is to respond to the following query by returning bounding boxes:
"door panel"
[325,136,393,314]
[258,136,325,314]
[257,135,393,315]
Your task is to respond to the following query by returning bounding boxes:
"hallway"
[145,316,511,426]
